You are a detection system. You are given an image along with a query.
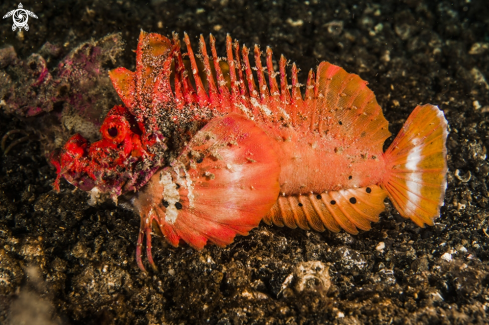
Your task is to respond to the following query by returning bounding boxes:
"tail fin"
[382,104,448,227]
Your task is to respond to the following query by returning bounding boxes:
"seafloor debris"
[279,261,331,298]
[0,33,124,155]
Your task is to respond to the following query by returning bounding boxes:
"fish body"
[258,118,387,195]
[53,31,448,271]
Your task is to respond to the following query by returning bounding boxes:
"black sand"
[1,0,489,324]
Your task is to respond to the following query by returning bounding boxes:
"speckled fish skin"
[53,31,448,272]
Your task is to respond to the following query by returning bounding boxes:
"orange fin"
[128,32,392,149]
[382,104,448,227]
[109,32,173,122]
[263,186,388,234]
[311,62,391,152]
[132,114,280,271]
[135,31,172,116]
[108,67,136,110]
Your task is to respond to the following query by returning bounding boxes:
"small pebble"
[376,242,385,251]
[441,252,452,262]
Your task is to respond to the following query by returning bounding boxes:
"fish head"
[51,32,178,199]
[51,103,167,199]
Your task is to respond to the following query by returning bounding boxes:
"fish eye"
[108,127,118,138]
[101,115,130,143]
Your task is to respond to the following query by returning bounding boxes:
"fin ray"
[265,186,388,234]
[314,62,391,153]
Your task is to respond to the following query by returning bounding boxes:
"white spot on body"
[237,103,252,118]
[171,162,195,209]
[172,165,183,187]
[182,167,195,208]
[159,171,180,224]
[226,163,234,172]
[278,107,290,120]
[226,163,244,184]
[250,97,272,116]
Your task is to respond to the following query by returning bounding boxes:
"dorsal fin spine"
[173,34,197,105]
[266,47,280,99]
[135,30,147,115]
[183,33,209,108]
[305,69,316,131]
[233,41,248,100]
[173,65,185,110]
[169,33,185,110]
[291,63,303,126]
[209,34,231,109]
[233,40,253,116]
[138,33,390,149]
[225,35,240,103]
[152,43,175,111]
[305,69,315,100]
[241,45,260,116]
[198,34,220,108]
[243,45,262,117]
[253,45,270,104]
[279,55,291,105]
[265,47,283,121]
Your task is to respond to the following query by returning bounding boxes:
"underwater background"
[1,0,489,324]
